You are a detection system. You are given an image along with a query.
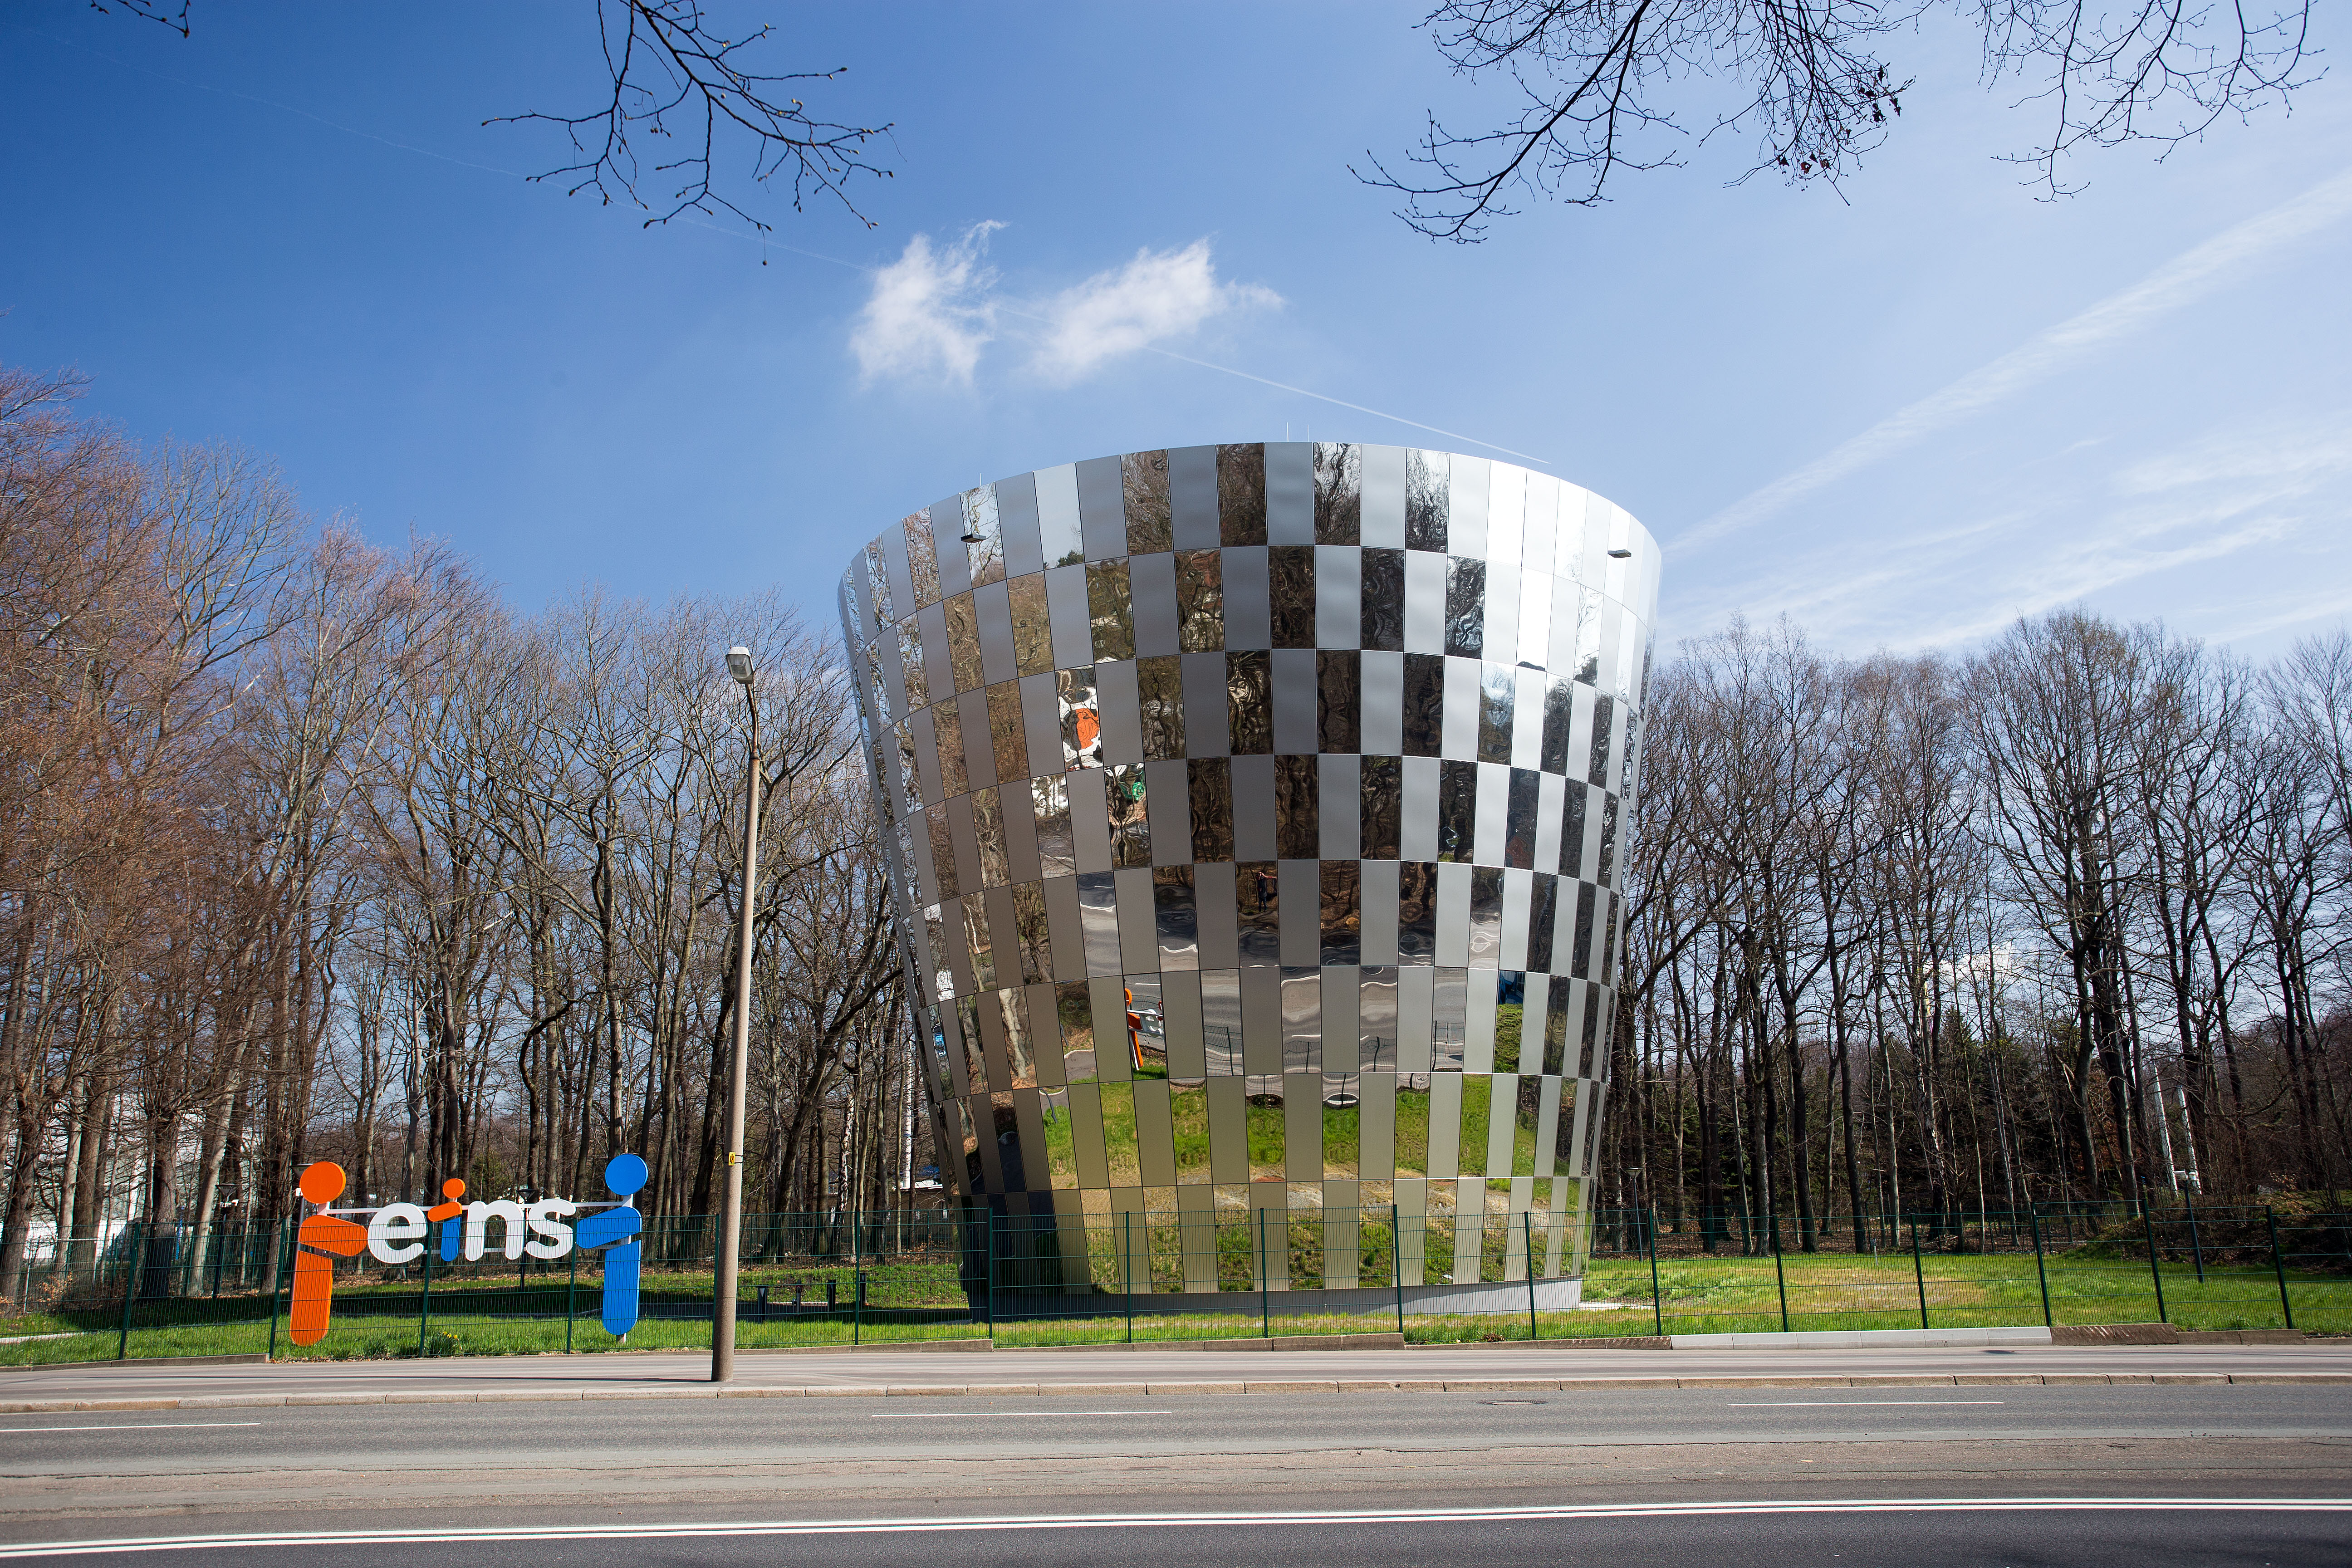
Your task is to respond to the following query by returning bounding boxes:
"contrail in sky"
[1678,166,2352,554]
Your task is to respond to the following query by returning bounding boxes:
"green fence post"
[265,1217,289,1361]
[1910,1216,1929,1330]
[1774,1230,1789,1333]
[2185,1191,2205,1284]
[417,1225,436,1356]
[1524,1212,1539,1342]
[2141,1198,2168,1324]
[1648,1207,1664,1337]
[2267,1206,2295,1331]
[854,1264,862,1347]
[117,1220,141,1362]
[1392,1203,1406,1335]
[565,1243,578,1354]
[1257,1208,1269,1340]
[1123,1211,1136,1344]
[2029,1210,2053,1328]
[983,1210,996,1341]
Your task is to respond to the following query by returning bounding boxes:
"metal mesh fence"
[6,1198,2342,1362]
[1580,1202,2350,1336]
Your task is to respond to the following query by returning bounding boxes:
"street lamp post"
[712,646,760,1383]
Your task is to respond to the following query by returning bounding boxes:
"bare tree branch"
[1364,0,2312,240]
[87,0,189,38]
[89,1,897,235]
[486,0,895,232]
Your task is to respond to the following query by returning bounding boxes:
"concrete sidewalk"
[5,1340,2347,1413]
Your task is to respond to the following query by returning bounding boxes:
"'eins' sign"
[289,1154,647,1348]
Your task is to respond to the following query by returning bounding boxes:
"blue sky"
[3,2,2347,658]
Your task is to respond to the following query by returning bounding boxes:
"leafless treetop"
[487,0,894,232]
[1359,0,2318,240]
[93,0,895,235]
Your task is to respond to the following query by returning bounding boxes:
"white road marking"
[2,1498,2346,1555]
[0,1422,265,1434]
[1729,1401,2006,1407]
[869,1410,1173,1418]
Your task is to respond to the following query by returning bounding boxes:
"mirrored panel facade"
[841,445,1661,1293]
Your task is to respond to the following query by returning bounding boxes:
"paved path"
[3,1340,2347,1409]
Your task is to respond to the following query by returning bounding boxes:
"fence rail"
[5,1200,2343,1362]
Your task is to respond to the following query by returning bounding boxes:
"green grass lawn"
[1575,1250,2352,1336]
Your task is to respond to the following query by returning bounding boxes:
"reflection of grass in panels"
[1459,1077,1493,1180]
[1288,1218,1326,1289]
[1171,1088,1212,1181]
[1322,1102,1359,1173]
[1099,1085,1141,1186]
[1420,1214,1456,1285]
[1395,1088,1430,1176]
[1493,1003,1524,1073]
[1247,1099,1286,1178]
[1217,1216,1260,1289]
[1477,1214,1518,1283]
[1082,1220,1123,1293]
[1450,1078,1539,1188]
[1042,1100,1079,1188]
[1147,1213,1190,1292]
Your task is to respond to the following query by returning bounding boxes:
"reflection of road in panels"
[840,442,1661,1314]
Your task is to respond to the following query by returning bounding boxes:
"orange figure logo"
[289,1161,369,1348]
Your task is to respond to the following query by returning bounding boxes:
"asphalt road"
[6,1348,2350,1563]
[2,1378,2349,1556]
[4,1506,2350,1568]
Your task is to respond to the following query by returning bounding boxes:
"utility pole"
[712,647,761,1383]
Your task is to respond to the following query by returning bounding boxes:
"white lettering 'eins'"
[362,1198,579,1264]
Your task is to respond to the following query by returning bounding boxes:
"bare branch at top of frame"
[1365,0,2312,240]
[87,0,190,37]
[488,0,895,233]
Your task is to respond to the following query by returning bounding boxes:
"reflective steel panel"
[841,443,1659,1300]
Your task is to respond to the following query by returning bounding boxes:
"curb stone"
[0,1354,272,1372]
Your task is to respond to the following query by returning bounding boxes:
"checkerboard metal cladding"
[838,443,1659,1285]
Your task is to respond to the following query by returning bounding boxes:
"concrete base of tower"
[993,1275,1586,1320]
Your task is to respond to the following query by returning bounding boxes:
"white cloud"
[849,232,1278,388]
[1023,240,1281,384]
[849,225,1001,386]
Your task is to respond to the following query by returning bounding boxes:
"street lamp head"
[725,647,755,686]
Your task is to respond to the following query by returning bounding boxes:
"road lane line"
[869,1410,1173,1418]
[4,1497,2348,1555]
[1729,1401,2006,1407]
[0,1422,264,1434]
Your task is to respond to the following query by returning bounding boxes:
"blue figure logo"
[576,1153,647,1338]
[427,1178,467,1264]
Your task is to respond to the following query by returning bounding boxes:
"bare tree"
[93,1,895,235]
[1362,0,2315,239]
